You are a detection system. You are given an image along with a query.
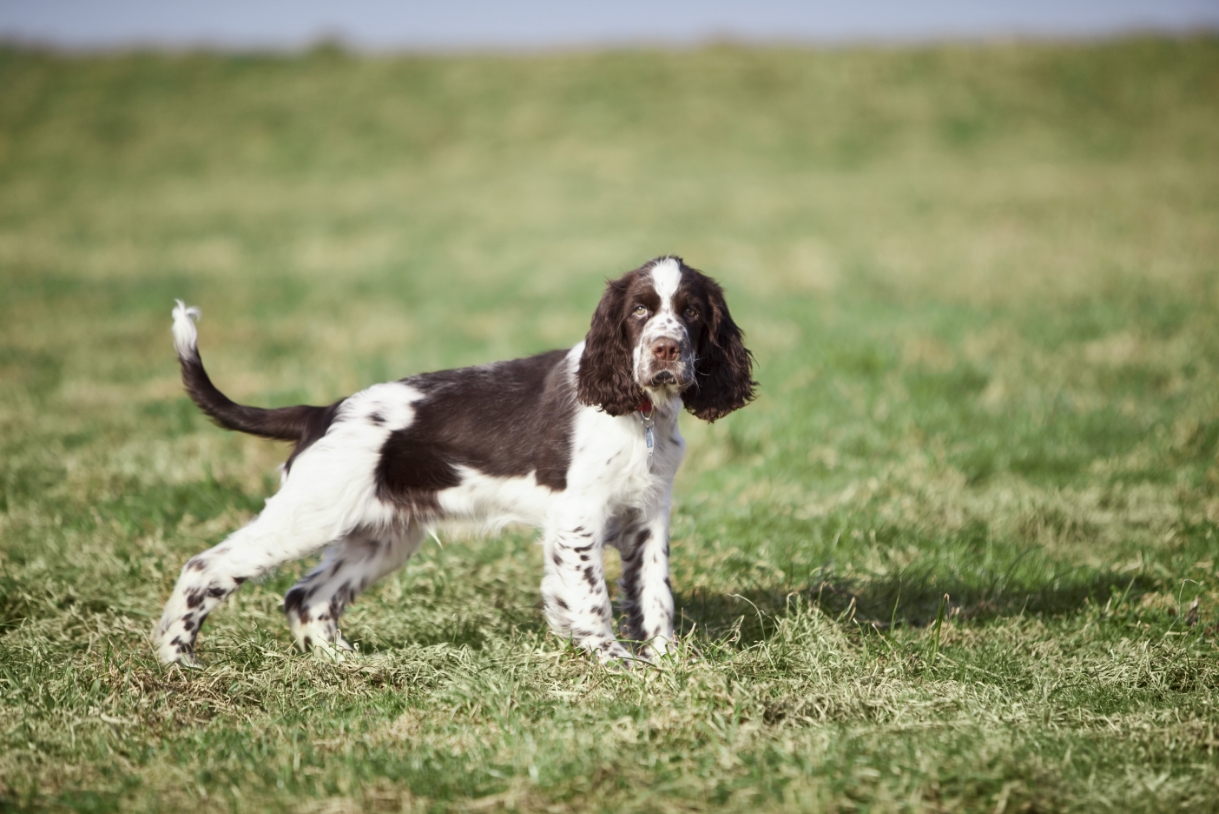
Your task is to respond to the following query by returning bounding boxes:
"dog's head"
[577,256,756,421]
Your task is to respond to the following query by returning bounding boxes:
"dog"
[152,256,755,666]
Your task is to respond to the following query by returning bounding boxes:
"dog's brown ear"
[683,277,756,422]
[578,276,645,416]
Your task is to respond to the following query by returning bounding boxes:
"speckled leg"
[540,518,634,666]
[617,509,674,661]
[152,502,341,666]
[284,523,424,658]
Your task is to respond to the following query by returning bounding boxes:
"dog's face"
[578,257,756,421]
[619,259,701,392]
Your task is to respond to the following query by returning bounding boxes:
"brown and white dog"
[153,256,755,666]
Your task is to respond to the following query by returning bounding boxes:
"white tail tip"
[171,299,202,358]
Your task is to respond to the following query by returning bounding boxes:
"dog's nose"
[651,338,680,363]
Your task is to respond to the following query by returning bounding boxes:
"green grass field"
[2,37,1218,812]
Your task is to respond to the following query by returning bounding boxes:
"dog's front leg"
[618,499,675,661]
[540,516,632,665]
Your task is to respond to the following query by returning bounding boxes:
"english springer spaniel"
[153,256,755,667]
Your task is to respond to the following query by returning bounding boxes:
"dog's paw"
[301,630,357,663]
[159,648,203,669]
[636,635,703,667]
[594,639,648,671]
[153,630,202,668]
[180,652,204,669]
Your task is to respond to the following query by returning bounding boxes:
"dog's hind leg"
[151,465,387,666]
[283,522,425,657]
[152,508,334,665]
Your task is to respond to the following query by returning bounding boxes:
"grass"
[1,36,1218,812]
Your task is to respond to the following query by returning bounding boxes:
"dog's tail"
[171,300,325,442]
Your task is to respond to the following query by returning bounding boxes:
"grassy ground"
[1,36,1218,812]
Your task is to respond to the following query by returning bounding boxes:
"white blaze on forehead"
[648,258,682,312]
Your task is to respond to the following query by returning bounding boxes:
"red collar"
[639,398,653,416]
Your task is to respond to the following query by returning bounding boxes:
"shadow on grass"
[353,558,1166,655]
[676,566,1161,645]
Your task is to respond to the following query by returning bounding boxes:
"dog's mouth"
[649,370,679,387]
[644,365,695,390]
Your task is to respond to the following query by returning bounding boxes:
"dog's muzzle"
[642,336,691,389]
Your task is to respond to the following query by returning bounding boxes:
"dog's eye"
[684,307,699,319]
[633,305,649,317]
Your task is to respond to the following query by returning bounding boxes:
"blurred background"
[2,1,1218,579]
[5,1,1219,50]
[2,0,1218,595]
[3,3,1219,811]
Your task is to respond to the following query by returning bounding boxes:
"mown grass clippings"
[2,36,1219,812]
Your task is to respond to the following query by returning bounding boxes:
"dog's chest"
[567,409,684,504]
